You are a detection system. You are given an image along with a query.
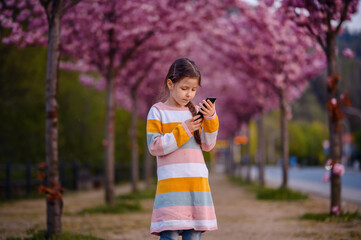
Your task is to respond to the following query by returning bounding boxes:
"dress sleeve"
[200,111,219,152]
[146,106,193,156]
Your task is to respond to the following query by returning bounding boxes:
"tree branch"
[291,8,326,52]
[305,23,326,52]
[335,0,352,34]
[118,30,155,70]
[61,0,82,16]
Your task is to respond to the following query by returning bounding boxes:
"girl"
[146,58,219,240]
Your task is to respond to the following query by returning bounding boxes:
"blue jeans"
[160,229,202,240]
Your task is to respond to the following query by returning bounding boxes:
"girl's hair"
[161,58,202,145]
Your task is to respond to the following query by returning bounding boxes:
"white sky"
[344,2,361,32]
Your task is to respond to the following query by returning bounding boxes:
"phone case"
[196,97,216,118]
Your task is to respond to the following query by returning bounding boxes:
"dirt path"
[1,172,360,240]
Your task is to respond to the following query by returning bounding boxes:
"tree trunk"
[245,121,251,183]
[280,88,289,189]
[257,115,265,187]
[104,73,115,205]
[326,34,342,214]
[104,28,116,205]
[45,3,62,237]
[227,135,235,175]
[130,90,139,192]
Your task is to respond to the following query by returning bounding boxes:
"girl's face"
[167,77,199,107]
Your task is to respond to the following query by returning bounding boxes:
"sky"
[245,0,361,32]
[344,2,361,32]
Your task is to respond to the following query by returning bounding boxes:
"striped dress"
[146,102,219,235]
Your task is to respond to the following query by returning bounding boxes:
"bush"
[288,121,328,166]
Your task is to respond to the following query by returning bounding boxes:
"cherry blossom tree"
[282,0,359,215]
[1,0,81,236]
[60,0,233,198]
[60,0,162,200]
[253,3,325,188]
[197,1,325,188]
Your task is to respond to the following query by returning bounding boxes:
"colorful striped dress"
[146,102,219,235]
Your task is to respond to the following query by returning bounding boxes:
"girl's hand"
[185,115,203,132]
[199,99,216,118]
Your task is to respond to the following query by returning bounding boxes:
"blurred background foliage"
[0,30,361,167]
[236,30,361,166]
[0,44,146,167]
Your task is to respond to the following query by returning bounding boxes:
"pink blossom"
[78,74,94,88]
[331,98,337,105]
[322,172,330,182]
[333,163,345,176]
[342,48,355,58]
[332,205,340,215]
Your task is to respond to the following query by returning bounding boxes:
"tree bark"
[326,34,342,214]
[130,90,139,192]
[280,88,289,189]
[45,1,63,237]
[257,115,265,187]
[104,27,116,205]
[245,121,251,183]
[104,74,115,205]
[227,135,235,175]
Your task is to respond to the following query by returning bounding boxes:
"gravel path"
[1,172,360,240]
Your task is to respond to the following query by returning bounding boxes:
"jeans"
[159,229,202,240]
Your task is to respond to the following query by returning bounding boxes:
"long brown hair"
[161,58,202,145]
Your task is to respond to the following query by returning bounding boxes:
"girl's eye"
[181,88,187,90]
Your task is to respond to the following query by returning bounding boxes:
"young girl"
[146,58,219,240]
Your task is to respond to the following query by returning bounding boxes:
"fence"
[0,159,142,199]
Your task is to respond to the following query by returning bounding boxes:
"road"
[242,166,361,204]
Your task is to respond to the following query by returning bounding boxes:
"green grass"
[74,187,157,215]
[229,176,308,201]
[300,211,361,223]
[6,229,105,240]
[77,200,141,215]
[117,187,156,200]
[256,187,308,201]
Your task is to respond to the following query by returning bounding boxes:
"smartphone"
[196,97,217,118]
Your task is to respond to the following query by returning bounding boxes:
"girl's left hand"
[199,99,216,118]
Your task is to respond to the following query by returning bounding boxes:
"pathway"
[0,172,360,240]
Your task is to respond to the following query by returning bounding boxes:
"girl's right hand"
[185,115,203,132]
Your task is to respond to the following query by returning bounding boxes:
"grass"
[300,211,361,223]
[117,187,156,200]
[6,229,105,240]
[77,200,142,215]
[76,187,155,215]
[0,193,44,204]
[256,187,308,201]
[229,176,308,201]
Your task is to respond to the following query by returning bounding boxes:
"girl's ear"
[167,79,173,90]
